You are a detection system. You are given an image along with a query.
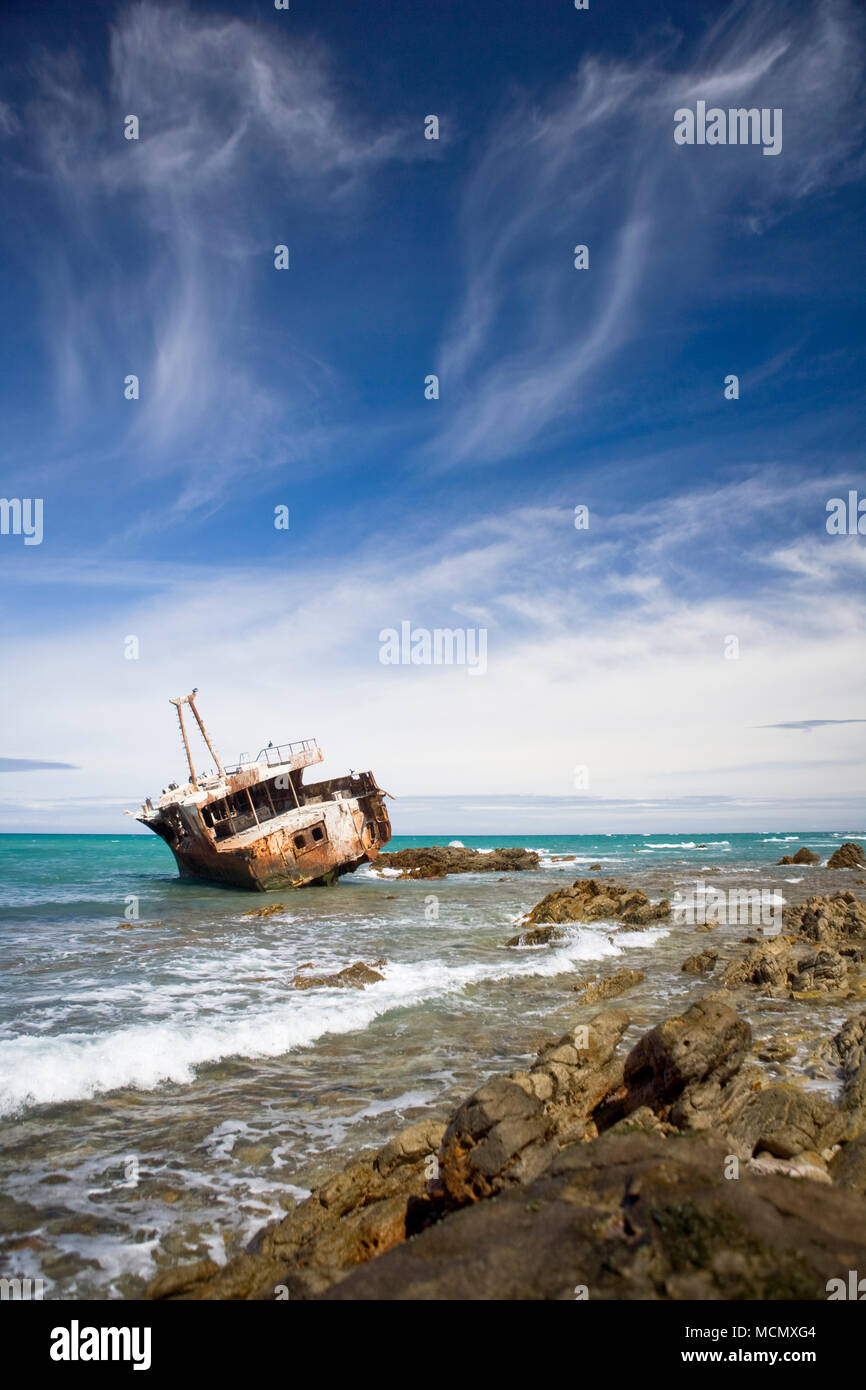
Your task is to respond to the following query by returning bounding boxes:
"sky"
[0,0,864,834]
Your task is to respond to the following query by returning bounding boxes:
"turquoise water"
[0,828,861,1297]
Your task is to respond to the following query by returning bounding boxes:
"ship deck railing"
[224,739,320,774]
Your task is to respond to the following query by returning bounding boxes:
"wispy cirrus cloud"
[1,1,415,512]
[427,0,866,467]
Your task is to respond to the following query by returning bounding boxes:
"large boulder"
[723,930,854,999]
[322,1129,866,1301]
[827,842,866,870]
[598,997,750,1133]
[435,1010,629,1206]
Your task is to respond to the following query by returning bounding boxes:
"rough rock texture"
[827,842,866,870]
[435,1010,630,1206]
[681,948,718,975]
[377,846,539,878]
[148,977,866,1303]
[145,1118,446,1300]
[787,892,866,948]
[727,1085,846,1160]
[507,879,670,946]
[322,1130,866,1301]
[775,847,820,865]
[291,961,384,991]
[577,968,644,1003]
[722,894,866,999]
[595,998,751,1135]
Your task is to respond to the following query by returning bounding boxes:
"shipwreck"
[134,691,391,890]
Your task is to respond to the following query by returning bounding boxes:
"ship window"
[294,834,306,849]
[311,826,324,842]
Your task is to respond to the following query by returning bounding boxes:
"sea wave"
[0,930,666,1116]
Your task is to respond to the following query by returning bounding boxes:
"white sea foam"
[0,931,665,1116]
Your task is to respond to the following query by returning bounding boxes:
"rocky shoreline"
[374,845,540,877]
[144,846,866,1302]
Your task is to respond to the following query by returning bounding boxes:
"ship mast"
[169,689,225,787]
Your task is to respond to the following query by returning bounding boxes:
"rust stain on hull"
[133,693,391,891]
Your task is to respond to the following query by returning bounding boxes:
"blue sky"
[0,0,864,833]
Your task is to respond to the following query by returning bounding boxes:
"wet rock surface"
[577,967,644,1003]
[291,960,385,990]
[376,846,540,878]
[507,878,670,946]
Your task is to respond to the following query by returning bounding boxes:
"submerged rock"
[681,948,719,975]
[577,968,644,1003]
[377,846,539,878]
[146,1117,447,1301]
[291,961,385,990]
[507,879,670,946]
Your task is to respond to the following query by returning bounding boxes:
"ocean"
[0,829,862,1298]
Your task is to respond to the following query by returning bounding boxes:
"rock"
[507,879,669,946]
[321,1129,866,1301]
[242,903,285,918]
[775,848,820,865]
[435,1010,630,1207]
[727,1084,846,1160]
[291,961,384,990]
[748,1150,831,1183]
[829,1133,866,1193]
[146,1259,221,1300]
[681,948,719,975]
[598,997,751,1134]
[827,843,866,870]
[722,914,857,998]
[577,968,644,1003]
[787,892,866,949]
[146,1117,447,1301]
[588,863,601,870]
[376,846,539,878]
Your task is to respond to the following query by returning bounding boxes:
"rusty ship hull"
[134,696,391,890]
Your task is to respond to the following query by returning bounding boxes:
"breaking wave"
[0,928,666,1116]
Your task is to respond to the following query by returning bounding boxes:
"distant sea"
[0,829,862,1297]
